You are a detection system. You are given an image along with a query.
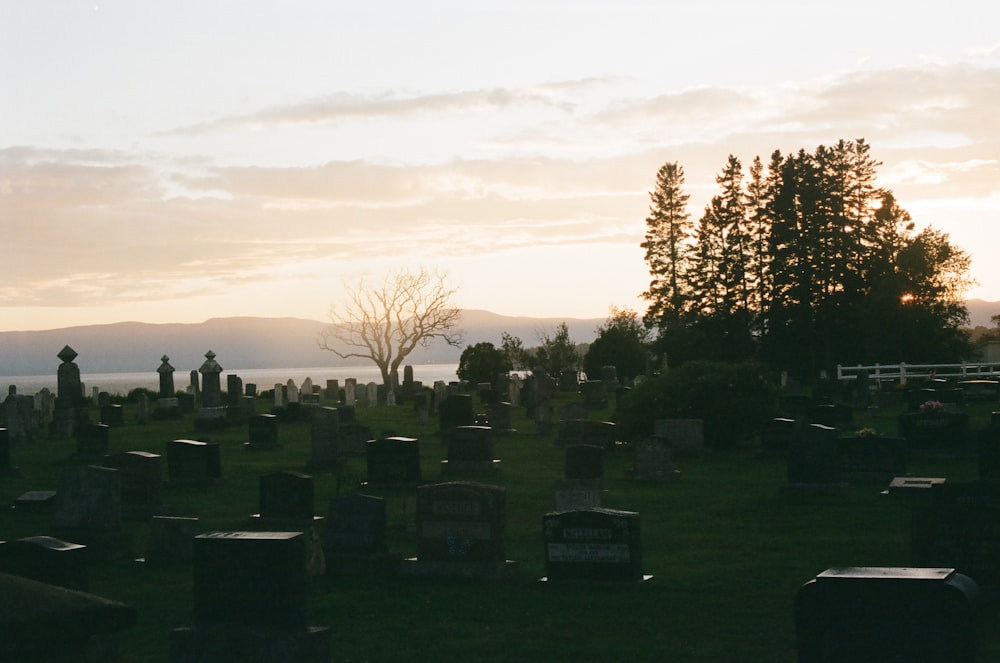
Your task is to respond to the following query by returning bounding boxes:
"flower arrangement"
[855,427,878,438]
[919,400,946,414]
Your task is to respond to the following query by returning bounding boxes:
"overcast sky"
[2,1,998,332]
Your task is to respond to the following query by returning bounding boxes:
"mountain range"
[0,310,605,377]
[3,300,998,377]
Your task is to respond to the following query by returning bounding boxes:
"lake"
[1,363,460,396]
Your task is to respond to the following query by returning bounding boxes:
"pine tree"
[641,162,693,328]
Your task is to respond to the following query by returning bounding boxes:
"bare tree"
[318,268,463,390]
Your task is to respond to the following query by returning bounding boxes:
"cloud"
[160,79,618,137]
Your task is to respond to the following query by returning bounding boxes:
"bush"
[616,360,778,449]
[457,342,512,387]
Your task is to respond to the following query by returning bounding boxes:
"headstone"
[760,417,797,457]
[489,401,514,433]
[170,531,331,663]
[245,413,280,451]
[581,380,608,409]
[286,379,300,404]
[365,437,421,486]
[104,451,163,518]
[795,567,979,662]
[911,481,1000,598]
[0,535,89,590]
[99,402,124,427]
[308,406,341,468]
[628,436,679,482]
[439,393,475,443]
[227,374,243,407]
[553,479,602,511]
[75,423,110,458]
[154,396,181,420]
[245,382,257,398]
[365,381,378,407]
[978,422,1000,481]
[837,434,907,483]
[13,490,57,511]
[167,439,222,483]
[542,508,647,583]
[54,345,83,438]
[322,494,393,575]
[442,425,500,475]
[254,471,317,524]
[301,377,315,402]
[403,481,516,579]
[0,427,16,475]
[559,369,579,392]
[189,370,200,401]
[786,423,845,489]
[158,355,176,397]
[273,382,285,407]
[144,516,199,566]
[898,410,971,457]
[565,444,604,482]
[654,419,704,457]
[198,350,223,408]
[325,379,339,402]
[344,378,357,407]
[50,465,130,560]
[136,392,151,424]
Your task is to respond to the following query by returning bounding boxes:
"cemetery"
[2,356,1000,661]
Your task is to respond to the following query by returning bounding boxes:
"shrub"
[617,360,778,449]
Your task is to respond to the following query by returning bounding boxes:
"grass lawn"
[0,386,996,662]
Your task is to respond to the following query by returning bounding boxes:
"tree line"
[642,138,973,380]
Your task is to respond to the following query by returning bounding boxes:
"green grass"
[1,391,996,662]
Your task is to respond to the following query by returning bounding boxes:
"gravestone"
[227,374,243,408]
[253,471,319,525]
[136,392,151,424]
[197,350,223,408]
[157,355,176,397]
[898,410,971,457]
[365,437,421,486]
[301,377,315,402]
[75,423,110,458]
[627,436,679,482]
[837,435,907,483]
[286,379,300,405]
[553,479,602,511]
[978,422,1000,482]
[581,380,608,409]
[488,401,514,433]
[144,516,199,566]
[13,490,57,511]
[1,573,137,662]
[54,345,84,438]
[442,425,500,475]
[308,406,341,468]
[166,439,222,483]
[0,427,16,475]
[322,494,394,575]
[760,417,797,457]
[245,413,280,451]
[170,531,331,663]
[365,382,378,407]
[565,444,603,482]
[0,535,89,590]
[273,382,285,407]
[50,465,130,560]
[786,424,845,490]
[99,401,124,427]
[344,378,357,407]
[439,394,475,442]
[104,451,163,518]
[542,508,647,584]
[325,379,339,402]
[885,476,947,497]
[654,419,704,457]
[911,481,1000,599]
[403,481,516,579]
[795,567,979,662]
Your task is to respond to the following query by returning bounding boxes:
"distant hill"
[965,299,1000,329]
[0,310,604,376]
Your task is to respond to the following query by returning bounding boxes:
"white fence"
[836,362,1000,385]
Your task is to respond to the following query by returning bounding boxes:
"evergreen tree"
[641,162,694,328]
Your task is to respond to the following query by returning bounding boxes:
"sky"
[2,1,998,332]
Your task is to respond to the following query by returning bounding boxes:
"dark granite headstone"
[166,439,221,482]
[13,490,57,511]
[50,465,130,560]
[144,516,198,566]
[255,471,316,524]
[365,437,421,486]
[322,494,391,574]
[628,436,679,482]
[308,406,340,469]
[76,423,110,458]
[246,413,279,450]
[415,481,507,564]
[795,567,979,662]
[565,444,604,482]
[911,481,1000,598]
[898,410,971,457]
[837,435,907,483]
[442,425,500,475]
[0,535,89,590]
[787,424,843,488]
[104,451,163,517]
[760,417,797,457]
[543,508,645,583]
